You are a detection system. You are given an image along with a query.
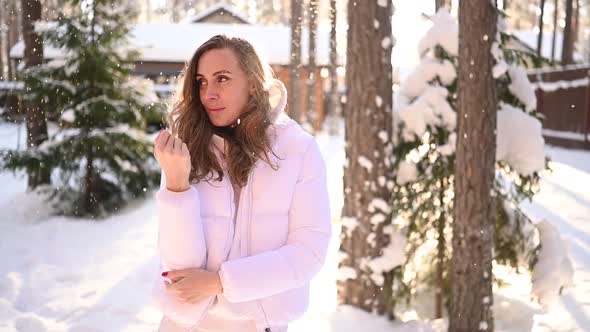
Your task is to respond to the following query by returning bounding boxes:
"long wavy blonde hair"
[167,35,278,187]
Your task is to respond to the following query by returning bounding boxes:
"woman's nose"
[204,85,219,100]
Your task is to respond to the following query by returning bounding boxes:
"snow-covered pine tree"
[0,0,160,218]
[388,8,572,316]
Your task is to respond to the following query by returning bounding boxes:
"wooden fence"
[527,65,590,149]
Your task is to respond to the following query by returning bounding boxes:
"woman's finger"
[165,281,174,292]
[174,138,183,153]
[153,129,162,145]
[154,131,165,158]
[154,130,165,150]
[164,132,174,152]
[161,129,170,143]
[163,270,186,282]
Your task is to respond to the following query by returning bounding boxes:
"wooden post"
[536,83,543,116]
[584,70,590,147]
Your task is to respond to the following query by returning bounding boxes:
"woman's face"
[196,48,252,127]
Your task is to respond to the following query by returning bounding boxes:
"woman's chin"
[209,117,235,128]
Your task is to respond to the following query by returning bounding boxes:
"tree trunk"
[561,0,574,64]
[537,0,545,56]
[573,0,579,50]
[171,0,180,22]
[306,0,318,132]
[289,0,303,123]
[326,0,340,134]
[435,177,447,319]
[280,0,290,26]
[551,0,558,62]
[146,0,152,22]
[450,1,497,331]
[0,0,5,80]
[338,0,395,318]
[513,2,522,29]
[21,0,50,189]
[83,151,95,214]
[588,4,590,63]
[7,0,19,81]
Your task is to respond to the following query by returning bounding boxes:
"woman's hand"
[162,268,223,304]
[154,129,192,192]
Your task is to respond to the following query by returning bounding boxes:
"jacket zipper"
[245,166,272,332]
[223,162,271,332]
[225,168,236,259]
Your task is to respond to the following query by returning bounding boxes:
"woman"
[151,35,332,332]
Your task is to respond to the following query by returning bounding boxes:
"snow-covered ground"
[519,145,590,332]
[0,121,589,332]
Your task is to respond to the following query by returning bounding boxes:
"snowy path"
[0,122,588,331]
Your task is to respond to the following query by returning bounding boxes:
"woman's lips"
[208,107,225,112]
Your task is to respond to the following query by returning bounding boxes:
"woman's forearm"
[157,174,207,271]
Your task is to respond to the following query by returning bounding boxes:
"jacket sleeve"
[151,173,216,326]
[218,139,332,303]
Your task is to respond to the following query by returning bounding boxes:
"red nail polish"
[162,271,168,277]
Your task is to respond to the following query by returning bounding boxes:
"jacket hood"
[266,78,289,126]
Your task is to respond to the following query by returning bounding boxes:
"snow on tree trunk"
[21,0,50,189]
[338,0,395,318]
[450,2,497,331]
[289,0,303,123]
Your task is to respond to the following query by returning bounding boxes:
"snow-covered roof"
[181,2,251,24]
[10,22,343,67]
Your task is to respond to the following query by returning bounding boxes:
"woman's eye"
[218,76,229,83]
[197,79,206,88]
